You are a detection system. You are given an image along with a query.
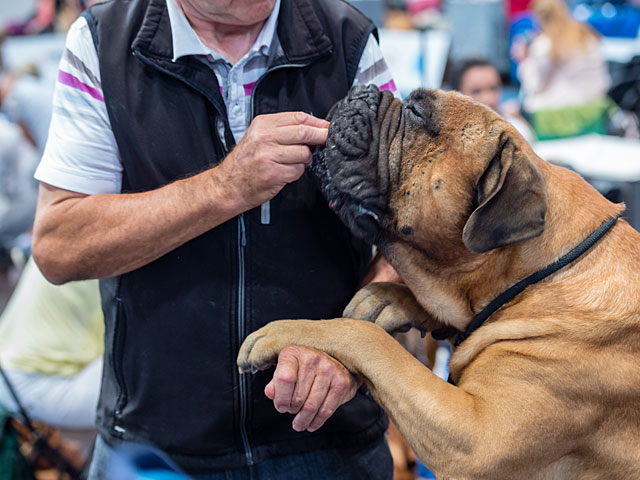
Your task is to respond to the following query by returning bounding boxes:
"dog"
[238,85,640,478]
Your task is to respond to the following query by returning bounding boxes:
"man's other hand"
[217,112,328,212]
[264,345,359,432]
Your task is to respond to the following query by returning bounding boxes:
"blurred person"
[0,39,44,254]
[0,113,39,250]
[0,257,103,451]
[56,0,102,33]
[4,0,57,36]
[3,0,94,36]
[0,70,55,155]
[514,0,611,140]
[451,57,535,144]
[31,0,401,478]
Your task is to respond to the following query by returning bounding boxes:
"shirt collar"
[166,0,281,63]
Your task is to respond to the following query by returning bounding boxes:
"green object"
[0,406,36,480]
[531,97,612,140]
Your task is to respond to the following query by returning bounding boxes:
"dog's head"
[311,85,548,263]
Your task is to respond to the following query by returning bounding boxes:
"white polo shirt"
[35,0,398,195]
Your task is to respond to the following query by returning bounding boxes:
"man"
[0,113,39,250]
[31,0,399,478]
[451,57,535,144]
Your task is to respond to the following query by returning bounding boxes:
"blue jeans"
[86,434,393,480]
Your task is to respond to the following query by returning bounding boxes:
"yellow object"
[0,258,103,376]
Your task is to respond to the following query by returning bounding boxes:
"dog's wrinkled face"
[310,85,548,262]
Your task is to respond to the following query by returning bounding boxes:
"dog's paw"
[237,320,305,374]
[343,282,429,334]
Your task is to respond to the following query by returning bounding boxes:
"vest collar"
[276,0,333,62]
[131,0,333,66]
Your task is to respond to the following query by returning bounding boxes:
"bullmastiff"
[237,85,640,478]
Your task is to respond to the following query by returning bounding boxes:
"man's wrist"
[204,161,251,218]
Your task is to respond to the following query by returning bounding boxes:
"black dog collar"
[454,214,621,348]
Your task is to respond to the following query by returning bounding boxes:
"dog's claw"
[237,363,260,375]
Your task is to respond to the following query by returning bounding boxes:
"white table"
[534,134,640,229]
[601,35,640,64]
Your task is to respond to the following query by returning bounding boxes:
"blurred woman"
[452,57,536,145]
[0,257,103,455]
[515,0,611,140]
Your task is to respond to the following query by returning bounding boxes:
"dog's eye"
[405,103,439,136]
[407,104,422,118]
[407,104,429,123]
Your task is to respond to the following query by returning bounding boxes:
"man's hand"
[217,112,328,211]
[264,345,359,433]
[360,251,402,286]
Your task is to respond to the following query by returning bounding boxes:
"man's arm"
[33,112,328,284]
[361,251,402,285]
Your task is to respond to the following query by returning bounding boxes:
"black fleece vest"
[83,0,387,471]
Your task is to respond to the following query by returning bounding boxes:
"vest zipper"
[238,60,311,468]
[237,213,253,465]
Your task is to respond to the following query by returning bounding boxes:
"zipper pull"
[261,201,271,225]
[240,214,247,247]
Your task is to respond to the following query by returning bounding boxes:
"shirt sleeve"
[34,16,123,195]
[353,33,401,99]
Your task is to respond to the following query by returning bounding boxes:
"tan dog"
[238,85,640,478]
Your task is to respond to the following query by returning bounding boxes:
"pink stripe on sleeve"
[379,79,397,93]
[58,70,105,102]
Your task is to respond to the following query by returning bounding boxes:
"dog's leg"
[238,318,584,479]
[344,282,444,334]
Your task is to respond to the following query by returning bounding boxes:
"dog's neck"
[455,214,621,347]
[384,159,626,334]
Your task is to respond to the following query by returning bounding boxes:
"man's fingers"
[264,379,275,400]
[272,145,312,165]
[295,112,330,129]
[291,372,331,432]
[279,162,306,183]
[271,351,299,413]
[304,377,350,432]
[268,346,357,433]
[276,124,328,146]
[287,356,318,416]
[255,111,329,129]
[258,111,329,128]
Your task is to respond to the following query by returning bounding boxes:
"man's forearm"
[32,166,243,284]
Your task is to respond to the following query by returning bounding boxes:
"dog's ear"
[462,136,548,253]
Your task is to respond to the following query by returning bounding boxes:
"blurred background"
[0,0,639,478]
[1,0,639,302]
